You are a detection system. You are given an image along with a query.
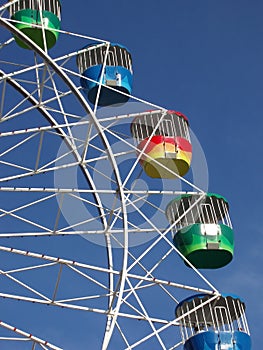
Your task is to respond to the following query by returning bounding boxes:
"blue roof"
[81,42,131,54]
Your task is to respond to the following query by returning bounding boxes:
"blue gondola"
[175,293,251,350]
[76,42,133,106]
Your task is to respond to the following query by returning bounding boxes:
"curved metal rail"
[0,15,128,348]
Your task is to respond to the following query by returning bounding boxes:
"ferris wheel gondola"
[77,42,133,106]
[8,0,61,50]
[131,109,192,178]
[175,293,251,350]
[166,193,234,269]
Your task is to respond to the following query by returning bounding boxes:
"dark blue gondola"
[175,293,251,350]
[76,42,133,106]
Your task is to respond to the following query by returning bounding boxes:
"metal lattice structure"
[0,1,240,349]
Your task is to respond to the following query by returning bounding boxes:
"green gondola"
[166,193,234,269]
[9,0,61,50]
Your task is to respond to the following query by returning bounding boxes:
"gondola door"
[200,203,221,250]
[214,306,234,350]
[162,118,177,158]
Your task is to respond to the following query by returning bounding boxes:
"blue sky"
[0,0,262,349]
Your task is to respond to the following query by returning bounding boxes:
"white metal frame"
[0,3,233,349]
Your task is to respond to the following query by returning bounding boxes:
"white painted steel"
[0,5,224,349]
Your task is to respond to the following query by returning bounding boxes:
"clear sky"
[0,0,262,349]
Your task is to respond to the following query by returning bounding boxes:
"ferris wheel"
[0,1,252,349]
